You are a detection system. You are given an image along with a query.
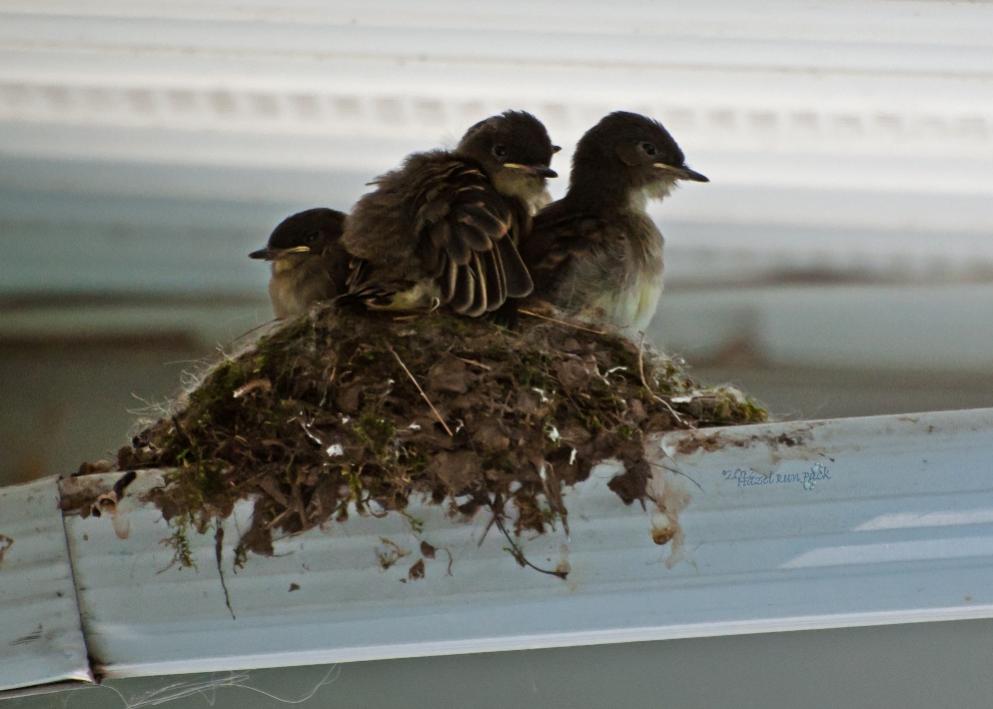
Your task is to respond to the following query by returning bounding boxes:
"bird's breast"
[589,268,664,334]
[581,226,664,333]
[268,258,333,319]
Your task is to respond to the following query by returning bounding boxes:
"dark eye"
[640,142,657,157]
[492,144,507,160]
[306,232,319,243]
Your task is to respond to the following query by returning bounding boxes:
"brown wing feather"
[482,248,505,311]
[522,200,609,300]
[496,235,533,299]
[450,266,475,313]
[452,220,491,255]
[442,260,459,302]
[345,152,534,316]
[414,162,533,316]
[466,252,489,317]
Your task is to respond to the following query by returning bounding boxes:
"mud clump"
[111,305,767,571]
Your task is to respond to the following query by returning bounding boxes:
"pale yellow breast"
[586,270,664,334]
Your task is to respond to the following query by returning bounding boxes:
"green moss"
[399,447,429,474]
[190,360,244,408]
[343,465,363,503]
[401,511,425,535]
[353,409,397,458]
[616,424,637,440]
[165,518,196,570]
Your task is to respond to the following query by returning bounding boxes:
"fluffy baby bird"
[521,111,708,334]
[250,208,350,319]
[342,110,558,317]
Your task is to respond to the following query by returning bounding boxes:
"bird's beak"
[504,163,558,178]
[653,162,709,183]
[249,245,311,260]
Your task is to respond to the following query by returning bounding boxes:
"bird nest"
[109,305,767,576]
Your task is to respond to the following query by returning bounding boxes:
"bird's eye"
[640,142,658,156]
[492,144,508,160]
[306,232,318,243]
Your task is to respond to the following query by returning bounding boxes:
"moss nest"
[112,305,767,573]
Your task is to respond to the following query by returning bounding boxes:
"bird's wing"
[413,162,534,317]
[319,215,353,298]
[522,207,612,298]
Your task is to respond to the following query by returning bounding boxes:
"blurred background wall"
[2,0,992,485]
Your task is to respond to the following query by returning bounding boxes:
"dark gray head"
[570,111,707,205]
[456,110,559,208]
[250,208,347,261]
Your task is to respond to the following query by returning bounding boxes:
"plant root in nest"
[111,304,768,573]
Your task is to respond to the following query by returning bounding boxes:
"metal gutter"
[0,477,93,694]
[3,407,993,695]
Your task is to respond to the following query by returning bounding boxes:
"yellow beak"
[653,163,709,182]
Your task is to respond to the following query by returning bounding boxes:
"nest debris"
[106,305,767,575]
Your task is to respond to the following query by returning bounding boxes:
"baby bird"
[250,208,350,319]
[342,110,558,317]
[521,111,708,334]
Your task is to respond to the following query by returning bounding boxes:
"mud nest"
[112,305,767,570]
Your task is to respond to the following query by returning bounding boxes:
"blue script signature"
[721,463,831,492]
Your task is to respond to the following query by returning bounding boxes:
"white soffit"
[1,1,991,182]
[1,1,992,295]
[53,407,993,681]
[0,477,92,694]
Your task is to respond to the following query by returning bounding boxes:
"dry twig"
[214,524,236,620]
[455,356,492,371]
[519,308,606,335]
[488,502,568,580]
[388,345,455,437]
[638,334,691,429]
[232,378,272,399]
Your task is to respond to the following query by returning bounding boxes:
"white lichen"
[531,387,550,403]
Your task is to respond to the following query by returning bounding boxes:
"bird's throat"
[627,179,675,212]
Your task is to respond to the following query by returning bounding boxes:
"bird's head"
[250,208,347,270]
[571,111,708,205]
[456,110,559,212]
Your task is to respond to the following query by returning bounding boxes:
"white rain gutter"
[3,407,993,697]
[0,477,93,695]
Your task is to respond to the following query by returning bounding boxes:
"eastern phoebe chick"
[521,111,708,333]
[250,208,349,319]
[342,110,558,317]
